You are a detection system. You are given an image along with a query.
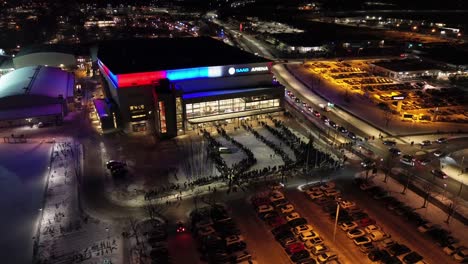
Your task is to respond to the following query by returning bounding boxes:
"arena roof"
[97,37,270,74]
[16,44,89,58]
[0,66,74,100]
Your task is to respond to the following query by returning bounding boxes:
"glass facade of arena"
[185,97,280,119]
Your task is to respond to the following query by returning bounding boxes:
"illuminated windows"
[185,97,279,119]
[158,101,167,133]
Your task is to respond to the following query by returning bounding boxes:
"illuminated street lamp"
[412,26,418,30]
[431,29,436,33]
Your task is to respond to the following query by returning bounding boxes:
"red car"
[268,216,286,228]
[286,242,305,255]
[358,218,376,227]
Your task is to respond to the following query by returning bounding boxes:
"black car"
[389,148,401,156]
[226,241,247,253]
[272,224,290,236]
[402,252,423,264]
[288,218,308,228]
[328,121,338,129]
[347,131,357,140]
[275,230,295,241]
[388,243,411,257]
[106,160,126,170]
[290,250,310,263]
[383,140,397,146]
[368,249,390,261]
[338,126,348,133]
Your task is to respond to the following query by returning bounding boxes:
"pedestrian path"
[35,140,122,264]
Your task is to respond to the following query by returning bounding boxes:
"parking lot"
[303,60,468,123]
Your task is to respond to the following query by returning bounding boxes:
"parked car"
[453,248,468,262]
[433,150,444,157]
[290,250,311,263]
[280,204,295,214]
[347,229,366,239]
[289,218,308,228]
[359,242,376,253]
[402,251,423,263]
[293,224,314,235]
[354,236,372,246]
[339,221,358,231]
[286,212,301,222]
[388,243,411,257]
[444,244,465,256]
[299,231,320,242]
[316,251,338,263]
[305,236,324,247]
[286,242,305,255]
[309,244,329,255]
[368,230,391,242]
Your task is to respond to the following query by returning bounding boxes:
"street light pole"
[333,200,341,242]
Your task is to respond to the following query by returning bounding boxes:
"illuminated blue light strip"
[98,60,119,88]
[166,66,222,81]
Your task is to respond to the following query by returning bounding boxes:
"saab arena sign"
[228,66,269,75]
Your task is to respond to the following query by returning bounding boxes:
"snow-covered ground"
[0,142,52,264]
[231,129,284,171]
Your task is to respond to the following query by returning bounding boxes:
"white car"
[280,204,295,214]
[286,212,301,222]
[317,251,338,263]
[310,244,330,255]
[299,231,319,241]
[339,221,358,231]
[364,225,381,233]
[293,224,313,235]
[368,230,390,241]
[340,200,356,209]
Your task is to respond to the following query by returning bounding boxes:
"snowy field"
[231,130,284,171]
[0,142,52,264]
